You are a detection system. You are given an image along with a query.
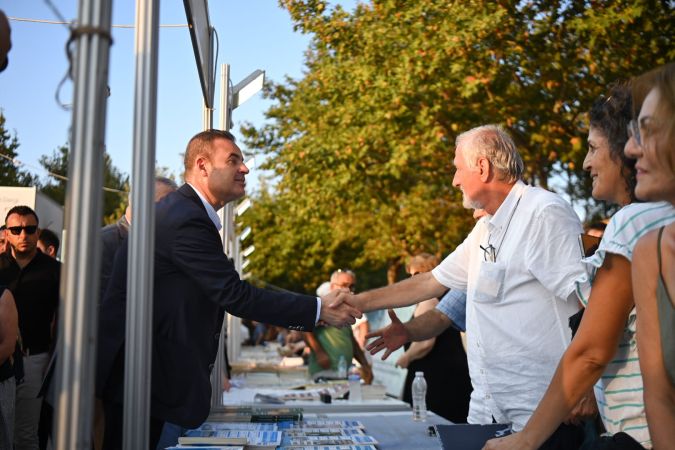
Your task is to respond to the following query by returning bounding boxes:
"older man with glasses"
[342,125,589,450]
[0,205,60,450]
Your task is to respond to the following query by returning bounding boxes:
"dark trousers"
[590,432,645,450]
[539,423,585,450]
[38,401,53,450]
[102,402,164,450]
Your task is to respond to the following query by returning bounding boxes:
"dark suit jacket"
[100,216,129,303]
[96,184,317,428]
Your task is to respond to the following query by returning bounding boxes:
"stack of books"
[169,418,379,450]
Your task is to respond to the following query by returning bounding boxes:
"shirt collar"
[486,180,526,234]
[187,183,222,231]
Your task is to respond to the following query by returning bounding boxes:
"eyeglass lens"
[627,120,641,147]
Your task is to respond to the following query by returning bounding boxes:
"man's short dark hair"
[184,129,237,171]
[38,228,60,254]
[5,205,39,225]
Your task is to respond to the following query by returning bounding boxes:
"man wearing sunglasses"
[0,205,60,450]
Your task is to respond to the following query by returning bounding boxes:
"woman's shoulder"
[632,229,662,285]
[610,201,675,226]
[605,202,675,241]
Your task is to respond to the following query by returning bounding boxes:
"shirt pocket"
[474,260,506,303]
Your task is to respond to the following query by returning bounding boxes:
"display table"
[218,386,411,413]
[203,409,450,449]
[309,411,450,450]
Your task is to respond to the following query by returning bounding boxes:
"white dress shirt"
[187,182,223,231]
[431,180,586,431]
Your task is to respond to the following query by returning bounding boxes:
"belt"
[23,345,49,356]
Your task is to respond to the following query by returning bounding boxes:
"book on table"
[434,423,512,450]
[280,433,378,448]
[166,446,245,450]
[278,446,377,450]
[177,429,282,448]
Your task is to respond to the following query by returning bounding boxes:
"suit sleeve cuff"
[315,297,322,324]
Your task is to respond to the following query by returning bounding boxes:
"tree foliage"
[39,145,129,225]
[0,113,40,187]
[240,0,674,291]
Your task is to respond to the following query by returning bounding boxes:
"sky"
[0,0,355,190]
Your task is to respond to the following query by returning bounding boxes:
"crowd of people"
[0,9,673,450]
[358,64,675,450]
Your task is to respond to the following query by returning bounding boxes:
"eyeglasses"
[480,244,496,263]
[7,225,38,236]
[627,119,642,147]
[334,282,355,291]
[627,116,659,148]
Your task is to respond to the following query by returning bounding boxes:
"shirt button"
[485,394,491,399]
[214,332,221,340]
[208,363,214,371]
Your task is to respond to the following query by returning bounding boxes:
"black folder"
[434,423,512,450]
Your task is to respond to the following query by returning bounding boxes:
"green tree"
[0,113,40,187]
[240,0,673,289]
[39,145,129,224]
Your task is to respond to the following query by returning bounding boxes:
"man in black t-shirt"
[1,205,60,450]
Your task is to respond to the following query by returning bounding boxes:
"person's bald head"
[0,11,11,73]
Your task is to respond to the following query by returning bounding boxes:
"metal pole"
[210,63,226,409]
[123,0,160,447]
[54,0,112,447]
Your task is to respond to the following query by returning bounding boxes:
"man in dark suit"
[97,129,360,449]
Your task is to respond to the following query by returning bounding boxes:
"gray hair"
[330,268,356,283]
[456,125,524,183]
[155,176,178,190]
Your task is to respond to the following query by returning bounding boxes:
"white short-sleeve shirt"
[432,180,586,431]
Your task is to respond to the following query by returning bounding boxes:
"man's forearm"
[406,309,452,341]
[357,272,447,312]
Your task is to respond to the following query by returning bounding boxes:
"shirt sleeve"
[431,222,481,291]
[435,289,467,332]
[525,202,586,302]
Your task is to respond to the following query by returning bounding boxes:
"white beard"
[462,191,484,210]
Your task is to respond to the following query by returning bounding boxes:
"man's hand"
[322,288,364,311]
[365,309,410,360]
[319,292,361,327]
[222,377,232,392]
[564,389,598,425]
[483,432,536,450]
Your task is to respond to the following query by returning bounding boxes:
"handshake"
[317,289,364,327]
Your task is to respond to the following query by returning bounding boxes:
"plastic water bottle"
[337,355,347,379]
[412,371,427,421]
[348,365,362,402]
